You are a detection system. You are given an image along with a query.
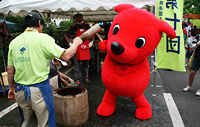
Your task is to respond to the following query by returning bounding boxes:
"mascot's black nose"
[111,42,124,55]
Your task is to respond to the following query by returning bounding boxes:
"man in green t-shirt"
[7,12,83,127]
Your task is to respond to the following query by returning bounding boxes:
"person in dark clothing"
[104,22,111,40]
[186,29,198,63]
[49,58,74,90]
[64,13,93,84]
[183,34,200,96]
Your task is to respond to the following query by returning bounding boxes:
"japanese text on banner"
[156,0,186,72]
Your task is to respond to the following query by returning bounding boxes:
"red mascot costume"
[97,4,176,120]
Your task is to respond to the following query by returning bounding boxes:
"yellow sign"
[156,0,186,72]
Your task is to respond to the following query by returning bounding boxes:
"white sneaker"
[196,89,200,96]
[183,85,192,92]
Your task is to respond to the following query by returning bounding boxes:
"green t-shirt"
[8,30,65,85]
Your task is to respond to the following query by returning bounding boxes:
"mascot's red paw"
[97,101,116,116]
[135,106,152,120]
[99,40,107,53]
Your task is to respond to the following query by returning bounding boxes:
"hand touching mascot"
[97,4,176,120]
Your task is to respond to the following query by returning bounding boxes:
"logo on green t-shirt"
[16,44,30,62]
[19,47,26,55]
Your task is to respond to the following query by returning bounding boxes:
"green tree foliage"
[184,0,200,14]
[59,20,73,30]
[6,15,24,32]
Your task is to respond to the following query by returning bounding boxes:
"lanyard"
[24,27,39,33]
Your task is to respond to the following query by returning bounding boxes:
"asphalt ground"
[0,56,175,127]
[158,67,200,127]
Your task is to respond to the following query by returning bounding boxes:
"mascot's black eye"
[135,37,146,48]
[113,24,120,35]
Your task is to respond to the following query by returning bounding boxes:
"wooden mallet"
[79,24,101,42]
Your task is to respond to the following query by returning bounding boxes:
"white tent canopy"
[0,0,155,22]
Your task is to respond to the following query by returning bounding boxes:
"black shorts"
[191,57,200,71]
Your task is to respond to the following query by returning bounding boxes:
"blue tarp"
[0,19,18,33]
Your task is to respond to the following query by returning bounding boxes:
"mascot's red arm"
[99,40,108,53]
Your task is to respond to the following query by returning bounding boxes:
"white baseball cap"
[54,58,68,66]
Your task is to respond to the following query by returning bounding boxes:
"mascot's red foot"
[97,90,117,116]
[135,107,152,120]
[97,101,116,116]
[132,94,152,120]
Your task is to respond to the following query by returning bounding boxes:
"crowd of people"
[182,20,200,97]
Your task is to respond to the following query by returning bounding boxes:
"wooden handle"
[96,33,103,42]
[79,24,101,42]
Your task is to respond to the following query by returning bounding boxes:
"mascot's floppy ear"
[157,20,176,39]
[115,4,176,40]
[114,4,135,13]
